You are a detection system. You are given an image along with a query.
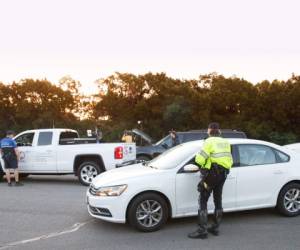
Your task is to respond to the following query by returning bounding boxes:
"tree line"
[0,73,299,145]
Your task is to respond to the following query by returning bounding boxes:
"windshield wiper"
[147,165,158,169]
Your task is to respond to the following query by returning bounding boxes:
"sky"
[0,0,299,94]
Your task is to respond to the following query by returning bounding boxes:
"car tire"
[136,155,151,161]
[78,161,101,186]
[127,192,169,232]
[277,183,300,216]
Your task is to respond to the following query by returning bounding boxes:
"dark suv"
[135,129,247,161]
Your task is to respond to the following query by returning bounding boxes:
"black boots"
[208,209,223,236]
[188,210,208,239]
[188,209,223,239]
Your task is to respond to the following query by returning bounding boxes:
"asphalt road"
[1,175,300,250]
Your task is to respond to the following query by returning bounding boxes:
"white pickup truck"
[0,129,136,185]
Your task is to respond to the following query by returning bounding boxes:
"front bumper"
[86,189,127,223]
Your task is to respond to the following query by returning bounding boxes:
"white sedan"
[86,139,300,232]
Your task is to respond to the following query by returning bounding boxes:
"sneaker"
[14,182,24,186]
[7,182,12,187]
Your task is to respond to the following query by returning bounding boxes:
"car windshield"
[155,135,169,146]
[147,143,201,170]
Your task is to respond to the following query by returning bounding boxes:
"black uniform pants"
[198,165,228,211]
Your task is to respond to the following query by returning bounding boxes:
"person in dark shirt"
[0,131,22,186]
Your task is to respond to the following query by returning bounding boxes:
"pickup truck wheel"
[78,161,101,186]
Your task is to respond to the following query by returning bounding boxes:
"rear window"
[37,132,53,146]
[60,131,79,140]
[59,131,79,145]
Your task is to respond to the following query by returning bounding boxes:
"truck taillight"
[114,146,123,159]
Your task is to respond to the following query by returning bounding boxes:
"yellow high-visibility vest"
[195,136,233,170]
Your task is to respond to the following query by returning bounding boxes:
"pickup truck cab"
[0,129,136,185]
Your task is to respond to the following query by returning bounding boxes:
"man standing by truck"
[188,123,233,239]
[0,131,22,186]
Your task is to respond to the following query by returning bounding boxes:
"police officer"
[188,123,233,239]
[0,131,22,186]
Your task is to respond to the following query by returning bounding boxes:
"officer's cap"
[208,122,220,130]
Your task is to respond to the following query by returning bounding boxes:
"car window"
[15,133,35,147]
[59,131,79,145]
[237,144,276,166]
[59,131,78,140]
[37,132,53,146]
[274,149,290,163]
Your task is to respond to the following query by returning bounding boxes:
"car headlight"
[95,184,127,197]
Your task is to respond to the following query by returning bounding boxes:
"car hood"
[132,128,154,144]
[92,163,160,188]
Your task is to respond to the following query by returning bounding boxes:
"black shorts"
[3,157,18,169]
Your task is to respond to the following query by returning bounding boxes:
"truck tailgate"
[123,143,136,161]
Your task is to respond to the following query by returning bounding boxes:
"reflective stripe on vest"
[199,150,209,159]
[211,152,232,158]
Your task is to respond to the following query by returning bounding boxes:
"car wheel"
[137,155,151,161]
[78,161,101,186]
[277,183,300,216]
[128,193,169,232]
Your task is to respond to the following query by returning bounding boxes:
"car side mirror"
[183,164,199,173]
[17,142,23,147]
[161,143,169,149]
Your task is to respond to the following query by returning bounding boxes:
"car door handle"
[227,176,235,180]
[273,170,284,175]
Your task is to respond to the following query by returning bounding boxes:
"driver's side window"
[15,133,35,147]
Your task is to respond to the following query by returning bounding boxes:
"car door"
[175,154,237,215]
[235,144,289,209]
[14,132,36,172]
[34,131,57,172]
